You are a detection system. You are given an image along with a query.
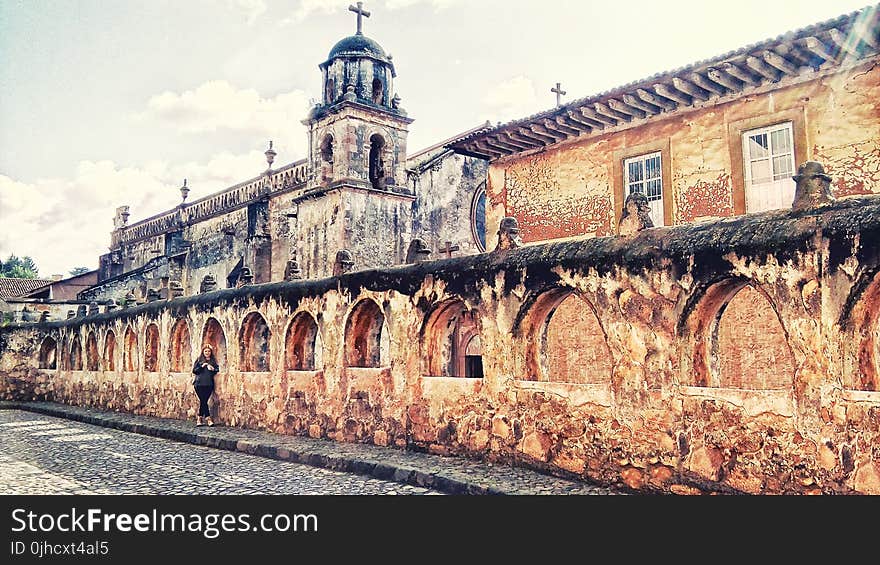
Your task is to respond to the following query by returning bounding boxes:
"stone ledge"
[0,400,619,496]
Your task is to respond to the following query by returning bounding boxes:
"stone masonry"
[3,194,880,495]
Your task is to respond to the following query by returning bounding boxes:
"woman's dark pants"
[194,385,214,417]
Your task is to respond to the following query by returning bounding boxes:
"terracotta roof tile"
[0,278,54,299]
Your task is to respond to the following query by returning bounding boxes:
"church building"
[80,4,489,305]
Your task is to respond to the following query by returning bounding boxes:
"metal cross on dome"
[349,2,371,35]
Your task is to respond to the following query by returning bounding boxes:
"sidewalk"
[0,401,623,495]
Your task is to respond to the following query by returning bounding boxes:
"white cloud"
[280,0,342,25]
[479,75,539,124]
[0,148,276,277]
[226,0,267,25]
[280,0,462,25]
[134,80,310,159]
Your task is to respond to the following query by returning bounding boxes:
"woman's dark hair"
[196,344,217,365]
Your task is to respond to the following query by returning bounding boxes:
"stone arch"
[687,280,795,388]
[321,133,334,163]
[344,299,389,368]
[320,133,334,182]
[202,317,227,368]
[368,133,387,190]
[325,76,336,104]
[239,311,271,372]
[123,326,138,371]
[70,334,83,371]
[371,76,384,105]
[846,270,880,391]
[38,336,57,370]
[521,288,613,383]
[144,323,160,372]
[285,312,322,371]
[104,330,116,371]
[169,319,192,373]
[59,337,69,371]
[85,331,99,371]
[421,300,482,377]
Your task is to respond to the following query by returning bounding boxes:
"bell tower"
[303,2,413,194]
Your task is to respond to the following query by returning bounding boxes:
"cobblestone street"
[0,410,441,495]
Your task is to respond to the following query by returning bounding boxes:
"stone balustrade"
[116,160,310,246]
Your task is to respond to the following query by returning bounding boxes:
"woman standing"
[192,344,219,427]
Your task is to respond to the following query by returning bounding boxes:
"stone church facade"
[80,21,488,305]
[2,5,880,495]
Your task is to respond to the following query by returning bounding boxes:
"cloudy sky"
[0,0,872,276]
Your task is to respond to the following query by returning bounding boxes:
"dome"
[327,34,388,61]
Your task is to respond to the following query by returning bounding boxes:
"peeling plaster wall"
[489,61,880,244]
[7,193,880,495]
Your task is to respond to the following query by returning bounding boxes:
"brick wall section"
[715,285,796,389]
[2,195,880,494]
[544,294,613,385]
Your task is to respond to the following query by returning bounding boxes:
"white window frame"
[623,151,664,227]
[742,122,796,213]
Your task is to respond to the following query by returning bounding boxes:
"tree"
[0,255,39,279]
[69,267,91,277]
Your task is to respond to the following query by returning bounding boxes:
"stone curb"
[0,401,597,496]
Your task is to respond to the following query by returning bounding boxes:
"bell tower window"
[368,134,386,189]
[372,78,383,105]
[320,134,334,182]
[326,77,336,104]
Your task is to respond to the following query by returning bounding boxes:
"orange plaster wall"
[487,61,880,245]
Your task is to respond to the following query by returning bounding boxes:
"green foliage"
[0,255,39,279]
[69,267,91,277]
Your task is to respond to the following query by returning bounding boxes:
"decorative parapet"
[114,160,310,247]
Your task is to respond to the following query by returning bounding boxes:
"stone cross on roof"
[349,2,370,35]
[439,241,460,258]
[551,82,566,107]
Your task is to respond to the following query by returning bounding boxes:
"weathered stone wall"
[487,61,880,244]
[410,150,488,256]
[5,195,879,494]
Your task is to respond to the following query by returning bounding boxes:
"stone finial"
[405,238,432,263]
[265,141,276,170]
[618,192,655,235]
[67,310,76,319]
[343,85,357,102]
[792,161,835,211]
[179,179,190,203]
[333,249,355,276]
[284,259,303,281]
[200,274,218,293]
[495,217,523,251]
[123,292,137,308]
[113,206,130,230]
[76,304,88,317]
[169,280,184,298]
[237,267,254,287]
[88,301,99,316]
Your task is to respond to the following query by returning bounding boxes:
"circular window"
[470,183,487,252]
